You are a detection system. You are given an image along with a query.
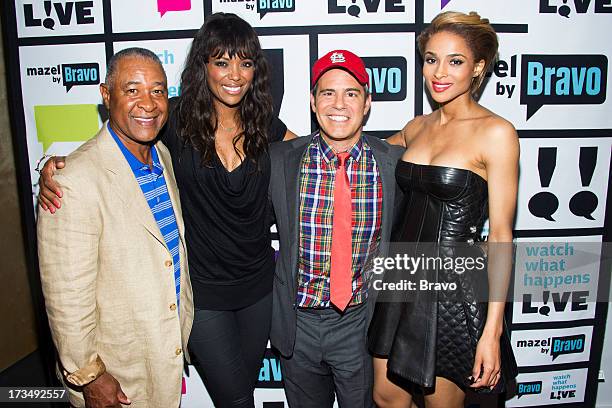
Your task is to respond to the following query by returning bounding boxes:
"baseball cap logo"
[330,52,346,64]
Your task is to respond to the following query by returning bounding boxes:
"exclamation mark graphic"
[569,147,598,220]
[528,147,559,221]
[539,290,551,316]
[348,0,361,18]
[42,1,55,30]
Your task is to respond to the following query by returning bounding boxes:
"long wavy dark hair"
[177,12,273,166]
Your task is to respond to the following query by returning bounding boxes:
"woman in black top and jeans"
[38,12,294,408]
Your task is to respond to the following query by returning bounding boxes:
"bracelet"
[35,154,54,175]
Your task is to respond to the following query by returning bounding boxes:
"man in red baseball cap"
[268,50,404,407]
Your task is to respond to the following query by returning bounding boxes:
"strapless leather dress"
[367,161,517,391]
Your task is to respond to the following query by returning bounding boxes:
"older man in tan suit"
[37,47,193,408]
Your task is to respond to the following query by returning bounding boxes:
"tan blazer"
[38,124,193,408]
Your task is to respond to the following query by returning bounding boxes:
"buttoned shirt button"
[169,303,177,311]
[175,348,182,356]
[165,260,172,267]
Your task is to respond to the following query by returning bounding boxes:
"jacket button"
[169,303,177,311]
[165,260,172,267]
[175,348,182,356]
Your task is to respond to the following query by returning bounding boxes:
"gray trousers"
[280,304,374,408]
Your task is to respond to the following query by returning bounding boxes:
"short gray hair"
[104,47,165,89]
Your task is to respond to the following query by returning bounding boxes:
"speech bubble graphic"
[62,63,100,92]
[257,0,295,19]
[517,381,542,398]
[529,192,559,221]
[520,54,608,120]
[157,0,191,17]
[348,5,360,17]
[569,191,598,220]
[35,104,100,151]
[559,5,571,18]
[539,305,550,316]
[551,334,585,360]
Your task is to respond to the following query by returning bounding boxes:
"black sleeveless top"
[159,98,286,310]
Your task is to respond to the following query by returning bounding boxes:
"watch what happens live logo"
[23,1,94,30]
[26,63,100,92]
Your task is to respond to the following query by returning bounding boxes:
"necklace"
[219,122,236,132]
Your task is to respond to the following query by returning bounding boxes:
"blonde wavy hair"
[417,11,498,94]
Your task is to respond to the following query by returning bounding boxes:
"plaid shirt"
[296,133,383,308]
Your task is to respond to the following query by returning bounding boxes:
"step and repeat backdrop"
[2,1,611,407]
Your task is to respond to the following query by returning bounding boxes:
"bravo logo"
[551,334,585,360]
[23,1,94,30]
[257,0,294,18]
[25,63,100,92]
[517,381,542,398]
[256,349,283,388]
[328,0,405,18]
[362,57,407,102]
[520,55,607,119]
[539,0,612,18]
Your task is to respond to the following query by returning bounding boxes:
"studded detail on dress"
[368,160,517,391]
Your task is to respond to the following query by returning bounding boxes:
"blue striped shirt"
[108,123,181,307]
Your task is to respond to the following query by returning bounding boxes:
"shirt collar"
[108,122,163,177]
[315,132,363,165]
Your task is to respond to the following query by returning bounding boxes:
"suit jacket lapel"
[366,135,397,245]
[283,135,312,290]
[97,124,167,249]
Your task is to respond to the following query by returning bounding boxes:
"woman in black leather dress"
[368,11,519,408]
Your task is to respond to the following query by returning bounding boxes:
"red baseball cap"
[311,50,369,88]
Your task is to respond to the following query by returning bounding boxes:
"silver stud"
[470,226,477,233]
[467,238,474,245]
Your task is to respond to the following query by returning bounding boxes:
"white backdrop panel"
[318,32,415,132]
[111,0,205,33]
[15,0,104,38]
[212,0,415,27]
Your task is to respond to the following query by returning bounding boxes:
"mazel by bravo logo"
[218,0,294,18]
[23,1,95,30]
[362,57,407,102]
[328,0,405,18]
[515,334,586,361]
[26,63,100,92]
[488,54,607,120]
[521,55,607,119]
[539,0,612,18]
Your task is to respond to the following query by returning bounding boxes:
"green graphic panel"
[35,104,99,151]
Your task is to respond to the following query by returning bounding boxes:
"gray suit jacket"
[269,132,404,357]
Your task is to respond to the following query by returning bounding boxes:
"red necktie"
[330,152,353,311]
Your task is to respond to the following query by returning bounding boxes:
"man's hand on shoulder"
[83,372,130,407]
